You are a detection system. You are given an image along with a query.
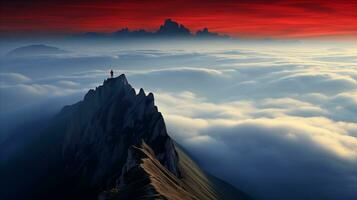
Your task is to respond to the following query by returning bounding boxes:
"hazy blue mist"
[1,39,357,199]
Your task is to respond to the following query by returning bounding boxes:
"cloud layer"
[1,41,357,199]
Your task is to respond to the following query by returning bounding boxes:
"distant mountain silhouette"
[113,28,154,38]
[157,19,192,37]
[196,28,219,38]
[75,19,228,40]
[6,44,68,57]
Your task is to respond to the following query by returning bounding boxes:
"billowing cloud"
[156,91,357,200]
[1,41,357,199]
[0,72,88,113]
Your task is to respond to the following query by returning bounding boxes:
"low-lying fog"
[1,39,357,199]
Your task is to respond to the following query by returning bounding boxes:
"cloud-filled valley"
[0,40,357,199]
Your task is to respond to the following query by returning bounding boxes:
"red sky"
[1,0,357,39]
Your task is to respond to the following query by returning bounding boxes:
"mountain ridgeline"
[79,19,229,40]
[1,75,250,200]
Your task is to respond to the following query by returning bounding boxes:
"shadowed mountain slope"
[0,74,251,200]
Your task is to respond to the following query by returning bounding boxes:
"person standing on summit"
[110,70,113,78]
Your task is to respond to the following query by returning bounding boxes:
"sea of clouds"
[0,40,356,199]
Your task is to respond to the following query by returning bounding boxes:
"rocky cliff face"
[1,74,251,200]
[58,75,180,190]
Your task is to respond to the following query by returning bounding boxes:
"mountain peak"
[101,74,130,91]
[60,74,180,191]
[138,87,146,96]
[105,73,128,84]
[83,74,131,103]
[157,18,192,36]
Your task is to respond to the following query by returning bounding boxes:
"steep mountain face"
[59,75,179,190]
[1,74,251,200]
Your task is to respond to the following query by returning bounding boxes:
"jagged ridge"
[59,75,180,191]
[101,141,218,200]
[56,74,251,200]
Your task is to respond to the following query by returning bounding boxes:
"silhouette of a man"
[110,70,113,78]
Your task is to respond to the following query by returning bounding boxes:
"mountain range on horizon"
[78,19,229,40]
[0,74,250,200]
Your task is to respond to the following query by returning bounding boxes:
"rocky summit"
[60,75,179,190]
